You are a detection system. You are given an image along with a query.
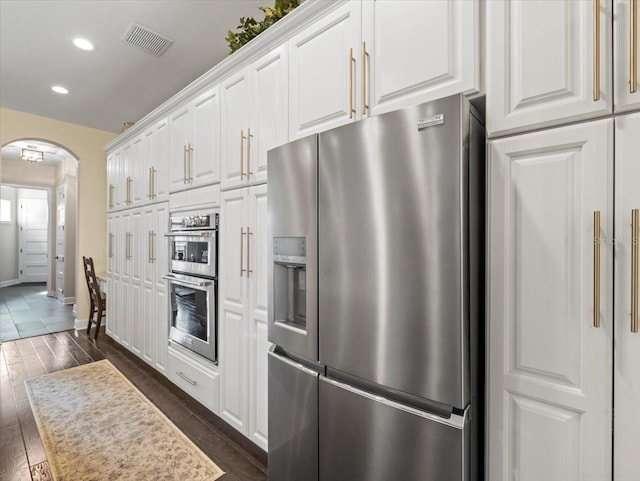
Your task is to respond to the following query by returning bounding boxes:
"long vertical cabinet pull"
[362,41,369,115]
[349,48,356,119]
[632,0,638,93]
[187,144,193,183]
[126,232,132,260]
[594,0,601,101]
[151,232,156,263]
[247,128,254,177]
[632,209,639,332]
[151,167,156,199]
[593,211,601,327]
[148,168,153,200]
[109,233,113,258]
[247,227,253,276]
[240,227,246,276]
[240,130,246,179]
[148,231,152,263]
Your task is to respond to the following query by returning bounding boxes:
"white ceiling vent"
[123,23,173,56]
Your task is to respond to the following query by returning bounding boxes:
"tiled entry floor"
[0,284,75,342]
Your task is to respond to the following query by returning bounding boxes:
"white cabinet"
[614,112,640,481]
[219,185,269,449]
[361,0,480,117]
[288,1,362,139]
[143,118,169,203]
[614,0,640,111]
[107,146,126,211]
[487,119,614,481]
[168,346,220,413]
[169,87,221,192]
[487,0,613,136]
[221,46,288,190]
[142,203,169,374]
[289,0,481,139]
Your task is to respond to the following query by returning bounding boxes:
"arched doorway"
[0,139,79,340]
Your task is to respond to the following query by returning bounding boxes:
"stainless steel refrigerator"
[268,94,485,481]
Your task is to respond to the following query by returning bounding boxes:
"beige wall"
[0,107,117,320]
[0,185,18,282]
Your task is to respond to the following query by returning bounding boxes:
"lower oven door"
[164,273,217,363]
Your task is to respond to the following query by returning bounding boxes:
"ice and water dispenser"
[273,237,307,329]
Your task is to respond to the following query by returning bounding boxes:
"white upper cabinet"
[614,0,640,111]
[288,1,362,139]
[130,135,144,206]
[614,112,640,481]
[221,47,288,190]
[487,0,613,136]
[361,0,480,117]
[169,86,221,192]
[144,118,169,204]
[488,119,614,481]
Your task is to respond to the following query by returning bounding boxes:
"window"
[0,199,11,223]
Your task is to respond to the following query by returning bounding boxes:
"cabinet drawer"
[168,347,220,414]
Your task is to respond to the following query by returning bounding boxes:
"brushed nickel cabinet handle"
[148,167,152,199]
[240,227,246,276]
[349,48,356,118]
[152,231,156,262]
[632,209,639,332]
[247,128,254,176]
[152,167,157,198]
[109,184,114,209]
[109,233,113,258]
[240,130,246,179]
[148,231,152,263]
[632,0,638,93]
[183,145,187,184]
[594,0,601,101]
[593,211,601,327]
[177,371,197,385]
[362,41,369,115]
[247,227,253,276]
[187,143,194,183]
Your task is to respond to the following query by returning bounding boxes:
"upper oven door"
[168,232,217,278]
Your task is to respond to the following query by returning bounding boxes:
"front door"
[19,196,49,283]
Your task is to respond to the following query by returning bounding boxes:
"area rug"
[25,360,224,481]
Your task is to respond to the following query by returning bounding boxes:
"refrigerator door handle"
[268,347,318,377]
[319,376,468,430]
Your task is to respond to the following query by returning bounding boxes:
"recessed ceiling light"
[52,86,69,94]
[73,38,94,51]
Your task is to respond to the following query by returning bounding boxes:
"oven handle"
[164,231,215,237]
[162,274,213,288]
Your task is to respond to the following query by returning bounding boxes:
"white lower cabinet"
[488,119,614,481]
[168,346,220,414]
[614,112,640,481]
[106,203,169,374]
[219,184,269,449]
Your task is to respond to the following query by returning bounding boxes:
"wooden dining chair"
[82,256,106,340]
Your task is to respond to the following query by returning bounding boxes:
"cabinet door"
[220,188,249,434]
[361,0,479,117]
[221,67,251,190]
[614,0,640,111]
[614,112,640,481]
[141,206,155,366]
[248,184,269,450]
[129,208,144,357]
[288,1,361,139]
[191,86,221,187]
[121,144,132,207]
[153,119,169,202]
[251,47,288,185]
[487,0,613,136]
[488,119,613,481]
[107,153,115,211]
[130,135,145,206]
[154,203,169,374]
[168,105,190,192]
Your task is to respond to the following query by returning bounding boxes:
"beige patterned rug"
[25,360,224,481]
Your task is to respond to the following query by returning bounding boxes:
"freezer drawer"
[319,377,471,481]
[268,350,319,481]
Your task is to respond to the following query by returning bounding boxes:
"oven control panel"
[170,211,219,231]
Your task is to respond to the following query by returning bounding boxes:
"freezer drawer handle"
[268,350,318,377]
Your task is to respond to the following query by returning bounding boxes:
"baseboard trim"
[62,296,76,305]
[0,279,20,288]
[74,318,89,330]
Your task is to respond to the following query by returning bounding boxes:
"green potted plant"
[226,0,300,54]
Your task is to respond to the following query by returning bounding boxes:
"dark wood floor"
[0,329,267,481]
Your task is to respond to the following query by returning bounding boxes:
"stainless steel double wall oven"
[164,209,219,362]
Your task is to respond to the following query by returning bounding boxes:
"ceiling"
[1,139,75,166]
[0,0,266,133]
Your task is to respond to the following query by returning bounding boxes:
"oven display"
[170,285,209,342]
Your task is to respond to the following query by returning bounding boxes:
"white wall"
[0,185,18,283]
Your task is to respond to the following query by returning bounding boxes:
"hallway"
[0,284,74,342]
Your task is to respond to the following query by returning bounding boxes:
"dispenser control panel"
[273,237,306,265]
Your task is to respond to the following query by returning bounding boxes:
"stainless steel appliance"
[167,209,218,279]
[164,209,219,362]
[268,94,485,481]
